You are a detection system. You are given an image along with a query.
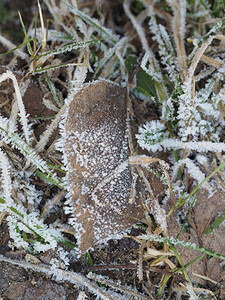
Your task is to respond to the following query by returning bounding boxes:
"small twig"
[88,272,151,300]
[89,264,186,282]
[138,239,146,281]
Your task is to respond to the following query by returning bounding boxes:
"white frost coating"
[7,216,30,250]
[6,207,61,252]
[69,65,89,101]
[64,2,120,45]
[77,291,87,300]
[87,272,145,300]
[151,202,167,235]
[68,119,130,217]
[91,160,129,207]
[20,79,30,98]
[0,149,12,202]
[0,71,31,145]
[179,0,186,42]
[158,25,179,90]
[96,37,128,77]
[123,0,149,52]
[39,39,97,62]
[138,134,225,153]
[196,154,208,166]
[43,98,59,112]
[140,52,162,82]
[172,158,208,188]
[29,28,73,43]
[159,160,170,170]
[0,115,9,131]
[54,96,79,243]
[50,249,70,270]
[136,120,168,152]
[1,127,56,175]
[148,6,179,92]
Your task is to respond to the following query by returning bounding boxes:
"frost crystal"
[64,80,145,252]
[136,120,168,152]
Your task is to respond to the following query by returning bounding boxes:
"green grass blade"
[34,62,78,74]
[37,39,99,60]
[167,158,225,218]
[0,39,33,59]
[138,234,225,260]
[205,211,225,235]
[35,170,64,189]
[45,73,61,108]
[18,11,34,57]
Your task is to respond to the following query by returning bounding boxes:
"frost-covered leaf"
[64,80,145,252]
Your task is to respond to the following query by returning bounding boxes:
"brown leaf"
[64,80,145,252]
[166,183,225,284]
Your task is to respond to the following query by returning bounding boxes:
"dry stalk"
[188,34,225,85]
[138,239,146,281]
[168,0,188,81]
[39,189,67,219]
[200,54,225,68]
[88,272,151,300]
[173,284,217,300]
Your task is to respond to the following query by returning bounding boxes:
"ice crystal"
[64,2,120,45]
[0,71,31,144]
[141,52,162,82]
[148,7,179,88]
[136,120,168,152]
[29,28,73,43]
[138,137,225,153]
[172,158,208,188]
[124,0,149,52]
[0,149,12,202]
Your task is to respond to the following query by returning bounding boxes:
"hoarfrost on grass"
[137,120,225,153]
[0,70,31,145]
[123,0,149,53]
[29,28,74,43]
[172,158,209,188]
[141,52,162,82]
[136,120,168,152]
[0,149,12,202]
[64,2,120,45]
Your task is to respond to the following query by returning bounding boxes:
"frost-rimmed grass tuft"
[136,120,168,152]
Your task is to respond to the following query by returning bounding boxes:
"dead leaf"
[166,183,225,284]
[64,80,145,252]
